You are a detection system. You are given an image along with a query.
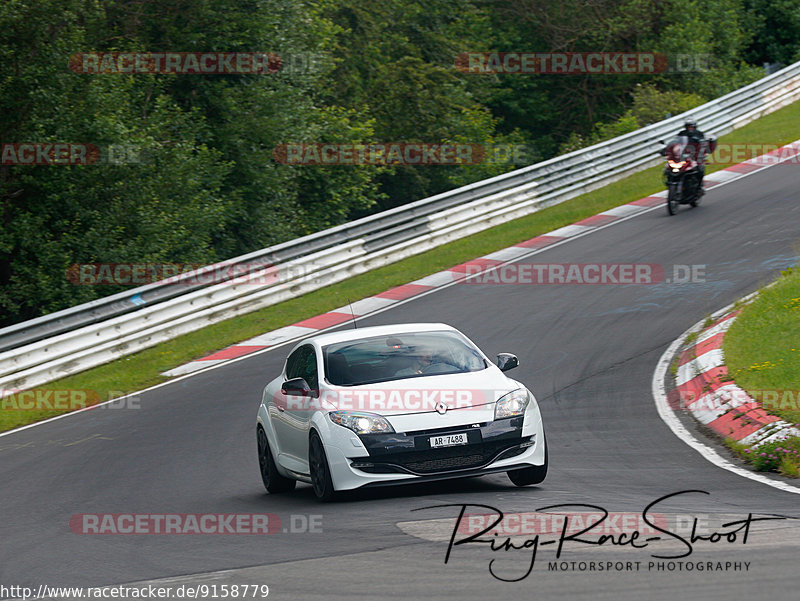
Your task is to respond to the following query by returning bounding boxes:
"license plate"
[429,433,468,448]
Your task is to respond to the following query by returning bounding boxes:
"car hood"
[318,368,522,417]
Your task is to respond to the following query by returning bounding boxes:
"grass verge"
[722,266,800,477]
[4,99,800,433]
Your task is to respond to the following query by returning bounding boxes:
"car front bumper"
[324,414,546,491]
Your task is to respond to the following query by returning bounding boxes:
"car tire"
[309,431,337,502]
[507,437,548,486]
[257,426,296,494]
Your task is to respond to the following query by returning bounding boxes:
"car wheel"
[309,431,337,502]
[257,427,296,494]
[507,438,548,486]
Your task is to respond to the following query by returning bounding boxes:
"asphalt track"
[2,162,800,600]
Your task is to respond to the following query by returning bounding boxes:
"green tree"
[743,0,800,66]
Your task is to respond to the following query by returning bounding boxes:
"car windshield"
[323,330,488,386]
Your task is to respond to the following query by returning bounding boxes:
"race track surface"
[2,163,799,600]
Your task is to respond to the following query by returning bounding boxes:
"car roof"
[304,323,459,348]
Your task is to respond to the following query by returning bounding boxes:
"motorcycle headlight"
[667,160,685,169]
[329,411,394,434]
[494,389,530,419]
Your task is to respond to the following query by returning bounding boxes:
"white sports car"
[256,323,547,501]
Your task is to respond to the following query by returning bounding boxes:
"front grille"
[405,453,486,473]
[360,438,528,475]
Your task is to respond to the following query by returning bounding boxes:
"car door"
[274,344,318,464]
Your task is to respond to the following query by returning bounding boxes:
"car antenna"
[347,298,357,329]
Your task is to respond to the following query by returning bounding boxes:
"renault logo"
[435,401,448,415]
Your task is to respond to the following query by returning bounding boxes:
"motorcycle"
[658,135,717,215]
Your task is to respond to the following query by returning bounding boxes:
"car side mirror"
[281,377,312,396]
[496,353,519,372]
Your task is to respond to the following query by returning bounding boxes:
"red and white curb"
[672,309,800,446]
[653,293,800,496]
[163,140,800,378]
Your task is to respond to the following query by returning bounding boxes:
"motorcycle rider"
[676,117,707,195]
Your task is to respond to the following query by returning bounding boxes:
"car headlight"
[494,389,530,419]
[329,411,394,434]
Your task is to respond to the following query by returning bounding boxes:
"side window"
[285,346,318,391]
[298,347,319,392]
[285,348,303,379]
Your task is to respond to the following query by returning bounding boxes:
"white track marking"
[481,246,532,261]
[547,224,593,237]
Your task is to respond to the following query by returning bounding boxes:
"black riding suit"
[678,128,706,192]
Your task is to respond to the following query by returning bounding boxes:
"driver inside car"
[394,346,451,377]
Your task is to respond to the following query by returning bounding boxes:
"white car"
[256,323,547,501]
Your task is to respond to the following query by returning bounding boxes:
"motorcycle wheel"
[667,186,679,215]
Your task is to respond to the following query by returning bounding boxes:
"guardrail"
[2,60,800,391]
